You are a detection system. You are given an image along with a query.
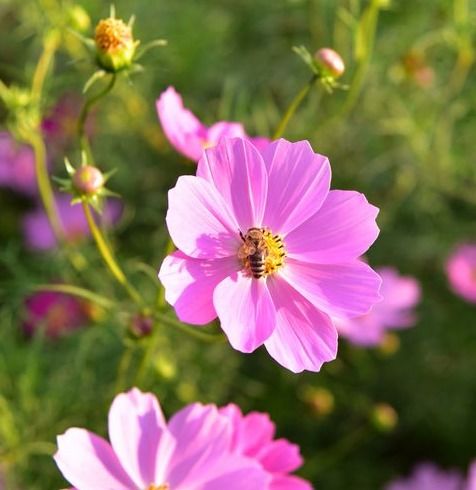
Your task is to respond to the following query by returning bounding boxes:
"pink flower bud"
[314,48,345,78]
[72,165,104,195]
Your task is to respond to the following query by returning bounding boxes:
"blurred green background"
[0,0,475,488]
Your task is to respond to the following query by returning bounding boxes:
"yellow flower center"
[238,227,286,279]
[95,18,132,53]
[147,485,169,490]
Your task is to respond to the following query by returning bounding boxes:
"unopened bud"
[314,48,345,78]
[95,17,137,72]
[302,386,335,416]
[378,332,400,356]
[372,403,398,432]
[73,165,104,195]
[130,313,154,338]
[68,5,91,32]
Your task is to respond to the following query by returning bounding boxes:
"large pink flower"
[158,137,381,372]
[22,194,122,251]
[446,243,476,304]
[156,86,268,161]
[54,388,272,489]
[335,267,421,346]
[220,404,312,489]
[385,463,464,490]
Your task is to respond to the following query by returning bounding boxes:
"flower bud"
[72,165,104,195]
[371,403,398,432]
[301,386,334,416]
[130,313,154,338]
[68,5,91,32]
[314,48,345,78]
[95,17,137,72]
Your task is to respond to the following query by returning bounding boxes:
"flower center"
[95,18,132,53]
[147,485,169,490]
[238,227,286,279]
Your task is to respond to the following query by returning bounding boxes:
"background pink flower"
[446,244,476,303]
[22,289,92,339]
[159,137,381,372]
[219,404,313,489]
[156,86,269,161]
[335,266,421,346]
[467,461,476,490]
[385,463,464,490]
[0,132,38,196]
[54,388,271,490]
[22,194,123,251]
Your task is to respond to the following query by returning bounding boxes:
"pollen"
[147,485,169,490]
[238,227,286,278]
[95,18,132,53]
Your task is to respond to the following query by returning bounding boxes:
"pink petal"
[206,121,247,144]
[158,251,237,325]
[166,175,240,259]
[285,190,379,264]
[261,139,331,235]
[213,272,276,352]
[265,276,337,373]
[334,315,385,347]
[54,428,135,490]
[197,138,268,231]
[271,475,314,490]
[108,388,169,488]
[280,259,382,319]
[258,439,303,474]
[378,267,421,310]
[165,404,232,488]
[219,404,275,456]
[193,457,271,490]
[156,86,207,161]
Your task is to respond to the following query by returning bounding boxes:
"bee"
[238,227,269,279]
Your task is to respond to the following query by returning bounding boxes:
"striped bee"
[238,227,269,279]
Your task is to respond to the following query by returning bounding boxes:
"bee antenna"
[239,230,245,241]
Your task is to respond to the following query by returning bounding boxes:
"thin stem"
[81,201,142,305]
[31,30,60,103]
[29,132,64,240]
[273,75,317,139]
[78,74,116,160]
[154,311,225,343]
[33,283,115,310]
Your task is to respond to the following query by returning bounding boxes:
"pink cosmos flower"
[467,461,476,490]
[220,404,312,489]
[0,131,37,195]
[22,289,91,339]
[158,137,381,372]
[54,388,272,489]
[156,86,269,161]
[22,193,122,251]
[335,267,421,346]
[385,463,464,490]
[446,244,476,303]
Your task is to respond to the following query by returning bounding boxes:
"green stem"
[29,132,64,241]
[31,30,60,103]
[273,75,317,139]
[33,283,115,309]
[157,238,176,307]
[154,311,225,343]
[81,201,142,305]
[78,74,116,160]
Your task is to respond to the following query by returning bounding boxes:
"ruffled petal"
[166,175,240,259]
[265,276,337,373]
[213,272,276,352]
[197,138,268,231]
[270,474,314,490]
[158,251,238,325]
[54,428,135,490]
[156,86,207,161]
[108,388,170,488]
[279,259,382,319]
[261,139,331,235]
[165,403,232,488]
[258,439,303,474]
[206,121,246,144]
[285,190,379,264]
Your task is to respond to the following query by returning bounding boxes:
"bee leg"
[239,230,245,242]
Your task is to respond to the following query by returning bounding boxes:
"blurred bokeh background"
[0,0,475,488]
